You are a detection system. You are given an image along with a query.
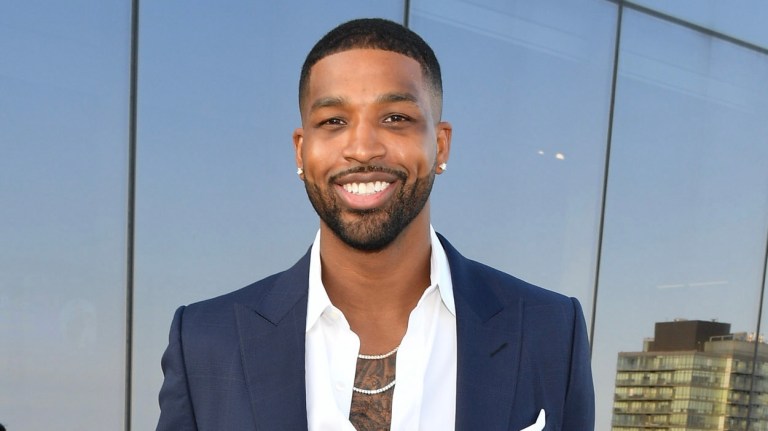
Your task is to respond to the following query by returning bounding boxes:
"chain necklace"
[352,346,399,395]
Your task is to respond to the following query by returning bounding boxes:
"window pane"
[633,0,768,49]
[409,0,617,313]
[0,2,130,429]
[592,9,768,430]
[131,3,405,429]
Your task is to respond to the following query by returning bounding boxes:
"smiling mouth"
[342,181,392,196]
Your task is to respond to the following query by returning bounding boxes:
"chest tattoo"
[349,351,397,430]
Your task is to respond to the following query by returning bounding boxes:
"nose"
[342,120,386,164]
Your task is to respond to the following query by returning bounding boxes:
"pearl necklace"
[352,379,396,395]
[352,346,399,395]
[357,345,399,360]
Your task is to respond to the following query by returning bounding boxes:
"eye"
[318,117,346,128]
[383,114,410,124]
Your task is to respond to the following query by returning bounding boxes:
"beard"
[304,164,435,252]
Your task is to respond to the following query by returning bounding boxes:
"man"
[157,18,594,430]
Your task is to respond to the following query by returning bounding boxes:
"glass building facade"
[2,1,767,429]
[613,321,768,430]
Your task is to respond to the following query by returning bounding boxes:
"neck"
[318,207,432,352]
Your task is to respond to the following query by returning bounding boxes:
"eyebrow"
[310,96,345,112]
[375,92,419,105]
[309,92,420,113]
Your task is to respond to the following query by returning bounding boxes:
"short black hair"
[299,18,443,117]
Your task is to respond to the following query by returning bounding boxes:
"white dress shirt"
[305,226,457,430]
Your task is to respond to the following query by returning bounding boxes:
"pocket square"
[520,409,545,431]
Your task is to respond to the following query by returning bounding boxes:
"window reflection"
[410,0,616,313]
[0,2,131,429]
[630,0,768,49]
[593,8,768,429]
[3,0,768,429]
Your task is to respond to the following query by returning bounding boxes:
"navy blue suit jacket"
[157,234,594,430]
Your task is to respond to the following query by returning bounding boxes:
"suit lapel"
[439,235,522,431]
[229,237,523,430]
[235,251,311,430]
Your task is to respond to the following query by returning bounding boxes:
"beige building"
[612,320,768,430]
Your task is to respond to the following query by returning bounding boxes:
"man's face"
[293,49,451,251]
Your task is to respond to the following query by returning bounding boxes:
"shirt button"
[335,382,345,391]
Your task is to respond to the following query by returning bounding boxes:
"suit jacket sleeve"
[156,306,198,431]
[563,297,595,430]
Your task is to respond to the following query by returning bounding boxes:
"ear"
[293,127,305,180]
[435,121,452,174]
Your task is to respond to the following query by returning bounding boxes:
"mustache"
[329,165,407,183]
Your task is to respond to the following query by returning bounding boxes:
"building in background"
[612,320,768,430]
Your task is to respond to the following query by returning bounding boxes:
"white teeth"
[343,181,390,195]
